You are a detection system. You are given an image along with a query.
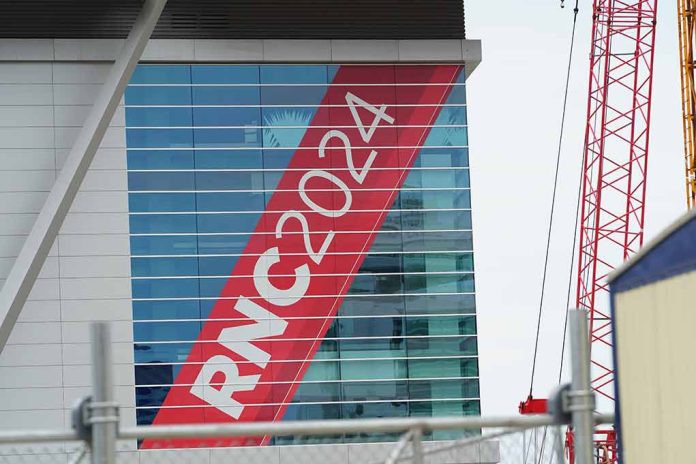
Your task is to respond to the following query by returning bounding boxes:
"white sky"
[465,0,685,416]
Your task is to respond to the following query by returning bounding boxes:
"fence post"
[411,427,424,464]
[90,322,117,464]
[569,309,594,464]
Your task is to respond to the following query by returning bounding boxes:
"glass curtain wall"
[125,64,479,442]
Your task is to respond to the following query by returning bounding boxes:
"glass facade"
[125,64,478,443]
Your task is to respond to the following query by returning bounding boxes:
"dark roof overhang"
[0,1,465,39]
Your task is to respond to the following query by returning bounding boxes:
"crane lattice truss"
[679,0,696,209]
[577,0,657,402]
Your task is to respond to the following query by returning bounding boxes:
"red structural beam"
[577,0,657,404]
[519,395,548,415]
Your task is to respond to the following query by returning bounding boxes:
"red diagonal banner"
[145,64,462,448]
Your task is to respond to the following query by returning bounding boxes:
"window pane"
[133,300,200,320]
[339,295,405,317]
[126,86,191,105]
[342,381,408,401]
[196,213,261,234]
[260,65,327,84]
[129,214,197,234]
[131,257,198,277]
[127,128,193,149]
[131,65,190,84]
[128,172,195,191]
[415,147,469,168]
[192,86,260,105]
[129,193,195,212]
[404,294,476,314]
[198,256,239,276]
[194,128,261,148]
[406,316,477,336]
[348,273,403,295]
[195,149,263,169]
[407,335,478,356]
[261,86,328,106]
[195,171,264,190]
[193,107,261,127]
[127,150,194,170]
[132,278,200,299]
[197,235,250,255]
[134,320,201,342]
[191,65,259,84]
[434,105,467,126]
[196,192,265,212]
[262,107,316,126]
[402,231,474,252]
[126,107,192,127]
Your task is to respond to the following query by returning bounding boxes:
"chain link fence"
[0,315,613,464]
[0,416,615,464]
[0,424,576,464]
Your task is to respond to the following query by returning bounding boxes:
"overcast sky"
[465,0,685,416]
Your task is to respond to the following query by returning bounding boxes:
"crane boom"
[577,0,658,402]
[679,0,696,208]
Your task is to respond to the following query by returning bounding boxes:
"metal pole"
[90,322,117,464]
[384,430,414,464]
[410,427,425,464]
[552,426,566,464]
[569,309,594,464]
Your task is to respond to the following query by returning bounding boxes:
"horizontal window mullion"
[128,188,469,195]
[132,353,477,367]
[130,249,473,258]
[125,103,467,108]
[128,207,471,216]
[126,167,471,173]
[126,145,469,151]
[133,334,477,343]
[126,124,468,130]
[131,270,475,281]
[135,397,480,411]
[130,228,471,237]
[127,83,467,88]
[131,291,475,302]
[132,375,479,389]
[132,313,475,323]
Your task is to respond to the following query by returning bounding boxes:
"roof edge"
[608,206,696,284]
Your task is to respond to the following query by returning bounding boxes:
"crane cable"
[531,3,583,462]
[528,0,581,397]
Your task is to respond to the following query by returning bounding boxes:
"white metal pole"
[569,309,594,464]
[554,426,566,464]
[117,414,613,441]
[410,427,425,464]
[90,322,116,464]
[384,430,414,464]
[0,0,167,354]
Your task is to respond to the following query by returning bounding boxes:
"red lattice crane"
[578,0,657,405]
[577,0,657,459]
[522,1,658,462]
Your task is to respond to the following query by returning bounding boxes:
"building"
[609,208,696,464]
[0,0,485,460]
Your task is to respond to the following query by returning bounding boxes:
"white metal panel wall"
[614,270,696,464]
[0,61,135,431]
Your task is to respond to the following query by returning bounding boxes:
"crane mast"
[679,0,696,208]
[577,0,657,402]
[571,0,658,460]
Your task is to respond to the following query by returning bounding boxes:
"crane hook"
[561,0,565,8]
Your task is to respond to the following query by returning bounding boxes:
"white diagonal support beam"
[0,0,168,353]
